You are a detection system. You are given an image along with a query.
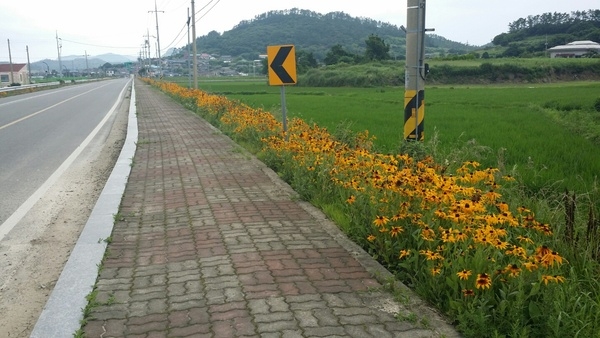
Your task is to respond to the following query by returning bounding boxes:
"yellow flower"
[475,273,492,289]
[457,269,472,281]
[517,235,534,244]
[541,275,554,285]
[398,249,411,259]
[390,226,404,237]
[484,189,502,203]
[493,240,509,250]
[346,195,356,204]
[420,226,436,241]
[523,261,538,272]
[462,289,475,297]
[455,231,468,242]
[391,212,407,221]
[431,267,442,276]
[419,250,443,261]
[373,215,390,227]
[367,234,376,242]
[540,251,564,267]
[440,228,457,243]
[496,202,510,213]
[506,264,521,277]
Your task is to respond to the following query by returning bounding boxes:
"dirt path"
[0,87,130,338]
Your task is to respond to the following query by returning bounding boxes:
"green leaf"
[528,301,542,319]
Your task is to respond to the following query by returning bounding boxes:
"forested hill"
[491,9,600,57]
[190,8,474,61]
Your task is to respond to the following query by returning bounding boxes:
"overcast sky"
[1,0,597,63]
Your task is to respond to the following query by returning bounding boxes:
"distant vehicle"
[8,83,21,87]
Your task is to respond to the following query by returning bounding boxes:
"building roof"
[0,63,27,72]
[548,40,600,52]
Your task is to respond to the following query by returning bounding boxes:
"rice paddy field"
[186,78,600,196]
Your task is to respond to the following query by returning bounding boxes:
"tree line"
[507,10,600,32]
[493,9,600,48]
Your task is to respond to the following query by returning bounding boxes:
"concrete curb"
[30,80,138,338]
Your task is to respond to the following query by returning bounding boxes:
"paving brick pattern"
[82,80,460,337]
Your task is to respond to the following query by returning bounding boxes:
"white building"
[548,40,600,58]
[0,63,29,87]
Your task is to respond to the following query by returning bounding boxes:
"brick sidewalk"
[81,80,460,337]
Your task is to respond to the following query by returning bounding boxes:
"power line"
[153,0,222,56]
[161,22,188,51]
[195,0,214,17]
[197,0,221,22]
[58,38,139,50]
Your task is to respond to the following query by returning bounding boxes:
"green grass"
[169,77,600,195]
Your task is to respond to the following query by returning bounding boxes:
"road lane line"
[0,79,131,241]
[0,82,113,131]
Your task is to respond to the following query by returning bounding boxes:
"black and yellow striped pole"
[404,0,427,141]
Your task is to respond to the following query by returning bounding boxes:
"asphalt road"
[0,78,131,238]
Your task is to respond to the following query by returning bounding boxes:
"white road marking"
[0,83,111,131]
[0,79,131,241]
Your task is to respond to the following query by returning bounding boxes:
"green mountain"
[178,8,475,61]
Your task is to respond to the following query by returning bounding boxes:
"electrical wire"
[161,22,188,52]
[195,0,214,17]
[149,0,222,56]
[196,0,221,22]
[58,38,139,51]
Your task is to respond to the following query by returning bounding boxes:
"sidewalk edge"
[30,79,138,338]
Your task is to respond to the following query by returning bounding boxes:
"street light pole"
[42,61,50,76]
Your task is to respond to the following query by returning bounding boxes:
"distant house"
[0,63,29,87]
[548,40,600,58]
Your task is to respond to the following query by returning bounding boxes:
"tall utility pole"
[149,0,164,77]
[26,45,31,84]
[403,0,429,141]
[7,39,15,83]
[56,31,63,77]
[187,7,192,88]
[84,50,89,76]
[144,29,153,74]
[191,0,198,89]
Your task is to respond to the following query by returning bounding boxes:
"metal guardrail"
[0,82,60,93]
